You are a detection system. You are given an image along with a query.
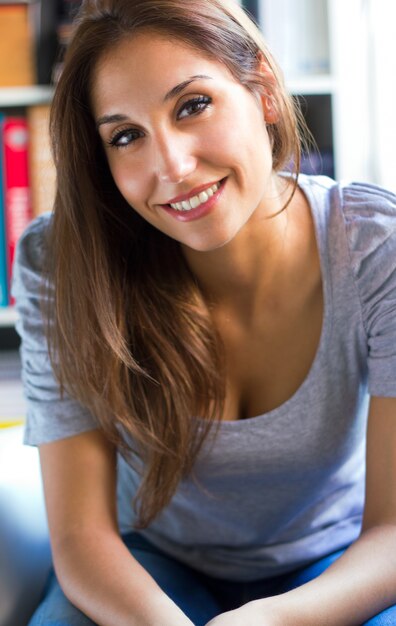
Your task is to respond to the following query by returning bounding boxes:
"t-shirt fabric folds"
[11,174,396,581]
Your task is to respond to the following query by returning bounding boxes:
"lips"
[161,177,226,222]
[169,181,222,212]
[165,179,224,206]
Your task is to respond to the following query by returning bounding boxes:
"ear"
[256,53,280,124]
[261,93,279,124]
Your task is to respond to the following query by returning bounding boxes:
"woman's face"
[91,32,278,252]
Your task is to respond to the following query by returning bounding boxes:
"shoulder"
[15,212,53,274]
[335,182,396,296]
[326,179,396,303]
[336,183,396,360]
[299,174,396,219]
[299,174,396,260]
[338,181,396,251]
[300,173,396,314]
[11,212,53,300]
[12,213,99,446]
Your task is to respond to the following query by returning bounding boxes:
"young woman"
[13,1,396,624]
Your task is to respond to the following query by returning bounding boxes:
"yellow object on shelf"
[0,420,24,429]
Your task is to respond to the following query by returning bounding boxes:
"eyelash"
[107,95,212,148]
[177,95,212,120]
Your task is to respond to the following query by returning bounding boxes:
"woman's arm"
[206,395,396,626]
[40,429,194,626]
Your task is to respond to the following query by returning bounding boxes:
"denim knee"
[363,604,396,625]
[28,572,95,626]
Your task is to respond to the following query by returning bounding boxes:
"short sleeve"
[342,182,396,396]
[11,213,98,446]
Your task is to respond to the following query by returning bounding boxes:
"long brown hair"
[45,0,305,528]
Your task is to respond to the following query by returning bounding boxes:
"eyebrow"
[163,74,212,102]
[95,75,213,129]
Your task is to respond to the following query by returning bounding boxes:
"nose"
[153,131,197,184]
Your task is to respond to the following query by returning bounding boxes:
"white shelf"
[286,74,336,96]
[0,85,54,107]
[257,0,371,183]
[0,307,18,327]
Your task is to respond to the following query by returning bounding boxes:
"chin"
[182,230,240,253]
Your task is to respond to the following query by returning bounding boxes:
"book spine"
[30,0,59,84]
[0,4,35,87]
[0,114,9,307]
[2,117,32,306]
[27,104,57,217]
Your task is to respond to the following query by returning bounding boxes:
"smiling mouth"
[167,180,223,212]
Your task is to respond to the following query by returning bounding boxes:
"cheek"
[201,105,269,165]
[109,157,148,204]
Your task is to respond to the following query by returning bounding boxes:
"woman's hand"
[204,599,284,626]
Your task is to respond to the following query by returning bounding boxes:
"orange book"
[0,4,35,87]
[27,104,57,216]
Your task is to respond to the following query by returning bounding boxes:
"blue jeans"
[29,532,396,625]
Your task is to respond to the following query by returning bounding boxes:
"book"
[30,0,60,84]
[0,3,36,87]
[0,113,8,307]
[52,0,83,83]
[27,104,57,216]
[1,116,33,306]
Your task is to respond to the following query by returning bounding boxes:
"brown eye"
[109,128,143,147]
[177,96,212,120]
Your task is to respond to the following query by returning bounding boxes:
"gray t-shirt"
[12,174,396,581]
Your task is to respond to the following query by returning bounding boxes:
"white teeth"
[169,181,221,211]
[190,195,201,209]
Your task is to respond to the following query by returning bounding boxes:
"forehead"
[90,31,234,114]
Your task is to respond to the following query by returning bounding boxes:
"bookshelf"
[0,85,53,331]
[0,0,57,334]
[256,0,371,183]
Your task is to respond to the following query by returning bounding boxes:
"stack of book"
[0,105,56,307]
[0,1,83,88]
[0,0,72,309]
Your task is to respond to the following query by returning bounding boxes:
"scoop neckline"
[197,174,333,428]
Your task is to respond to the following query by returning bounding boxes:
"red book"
[2,117,32,305]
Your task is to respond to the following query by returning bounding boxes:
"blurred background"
[245,0,396,191]
[0,0,395,415]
